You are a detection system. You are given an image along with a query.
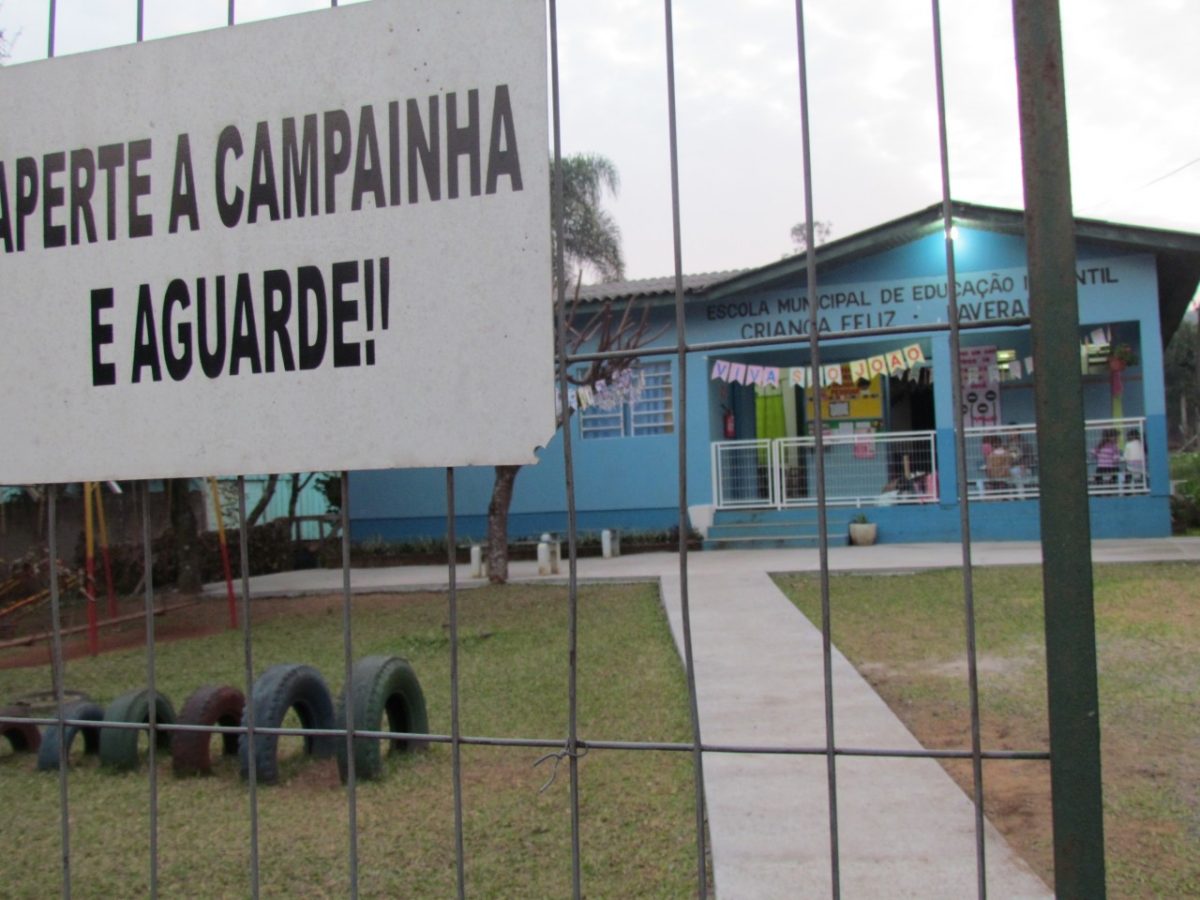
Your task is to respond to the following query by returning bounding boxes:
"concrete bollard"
[602,528,621,559]
[541,533,561,574]
[470,544,483,578]
[537,540,551,575]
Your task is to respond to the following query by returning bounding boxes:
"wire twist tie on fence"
[533,743,589,794]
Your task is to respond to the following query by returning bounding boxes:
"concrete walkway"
[216,538,1200,898]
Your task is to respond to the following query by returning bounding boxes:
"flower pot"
[849,522,877,546]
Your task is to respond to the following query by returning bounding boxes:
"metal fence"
[0,0,1107,898]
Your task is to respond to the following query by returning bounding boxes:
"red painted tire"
[171,685,246,777]
[0,706,41,754]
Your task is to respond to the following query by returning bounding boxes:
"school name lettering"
[90,257,391,387]
[0,84,523,252]
[704,265,1120,337]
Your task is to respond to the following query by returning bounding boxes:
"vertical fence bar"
[445,468,466,900]
[546,1,585,895]
[141,483,159,898]
[227,1,235,27]
[929,3,988,896]
[47,487,72,900]
[661,2,709,894]
[136,0,144,42]
[338,471,359,898]
[791,3,841,894]
[47,0,56,57]
[1011,1,1107,896]
[237,476,261,900]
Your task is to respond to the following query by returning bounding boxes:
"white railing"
[712,431,938,510]
[964,417,1148,501]
[713,418,1149,510]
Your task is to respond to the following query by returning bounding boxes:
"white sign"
[0,0,553,483]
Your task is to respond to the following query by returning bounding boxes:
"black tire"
[0,705,41,754]
[36,701,104,771]
[336,655,429,783]
[99,689,176,771]
[239,664,336,785]
[172,685,246,777]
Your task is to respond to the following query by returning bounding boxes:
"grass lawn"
[775,562,1200,899]
[0,583,701,898]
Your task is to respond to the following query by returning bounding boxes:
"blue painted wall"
[350,226,1174,543]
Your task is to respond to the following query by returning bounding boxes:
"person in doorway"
[1091,428,1121,484]
[1123,428,1146,485]
[984,435,1013,489]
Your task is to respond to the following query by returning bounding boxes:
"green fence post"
[1011,0,1107,896]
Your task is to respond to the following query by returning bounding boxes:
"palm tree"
[485,153,630,583]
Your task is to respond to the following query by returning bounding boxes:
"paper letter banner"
[576,385,594,408]
[887,351,907,374]
[747,365,764,386]
[729,363,747,384]
[1009,359,1023,379]
[868,356,888,377]
[790,368,808,388]
[823,365,843,386]
[764,367,780,388]
[903,344,925,366]
[849,359,870,381]
[711,360,731,381]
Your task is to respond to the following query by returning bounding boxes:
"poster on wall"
[0,0,552,484]
[959,346,1001,427]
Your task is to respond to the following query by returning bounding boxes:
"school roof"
[577,201,1200,345]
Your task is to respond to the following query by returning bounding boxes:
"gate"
[0,1,1107,897]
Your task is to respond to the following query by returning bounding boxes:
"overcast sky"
[3,0,1196,279]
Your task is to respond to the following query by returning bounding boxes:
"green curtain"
[756,385,787,462]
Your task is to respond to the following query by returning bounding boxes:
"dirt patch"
[0,591,411,671]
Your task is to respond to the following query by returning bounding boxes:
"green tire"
[99,689,176,771]
[336,655,428,783]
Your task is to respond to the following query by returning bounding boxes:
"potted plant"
[849,513,877,546]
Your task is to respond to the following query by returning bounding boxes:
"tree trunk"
[169,478,201,593]
[486,465,521,584]
[245,474,278,528]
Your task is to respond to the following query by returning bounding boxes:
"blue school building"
[348,201,1200,546]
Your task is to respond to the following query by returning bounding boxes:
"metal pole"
[929,2,988,896]
[1011,1,1107,896]
[338,470,359,898]
[141,483,159,899]
[48,487,72,899]
[47,0,57,57]
[547,1,585,895]
[791,3,840,894]
[237,477,261,900]
[446,469,466,900]
[661,1,709,894]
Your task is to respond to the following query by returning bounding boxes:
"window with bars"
[578,361,674,439]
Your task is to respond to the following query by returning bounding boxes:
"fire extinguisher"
[723,407,736,439]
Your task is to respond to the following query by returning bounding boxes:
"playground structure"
[0,479,240,653]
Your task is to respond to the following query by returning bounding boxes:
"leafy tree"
[789,219,833,252]
[486,153,656,583]
[1164,317,1199,445]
